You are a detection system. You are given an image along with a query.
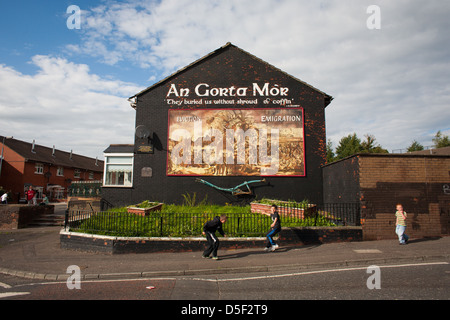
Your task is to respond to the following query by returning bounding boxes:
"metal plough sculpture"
[195,178,266,196]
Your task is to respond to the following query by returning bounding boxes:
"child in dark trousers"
[202,215,227,260]
[263,205,281,251]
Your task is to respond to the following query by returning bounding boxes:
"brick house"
[322,153,450,240]
[0,136,103,203]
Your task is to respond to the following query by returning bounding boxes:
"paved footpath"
[1,223,448,281]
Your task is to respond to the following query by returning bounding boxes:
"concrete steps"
[29,214,65,227]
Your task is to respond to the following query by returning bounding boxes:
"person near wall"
[202,214,227,260]
[262,204,282,251]
[39,194,49,206]
[25,186,36,205]
[1,192,7,204]
[395,203,409,245]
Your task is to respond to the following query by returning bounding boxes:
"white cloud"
[0,55,143,158]
[64,0,450,152]
[3,0,448,160]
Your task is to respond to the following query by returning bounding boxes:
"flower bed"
[127,201,163,216]
[250,199,317,219]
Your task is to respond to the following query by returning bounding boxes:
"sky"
[0,0,449,159]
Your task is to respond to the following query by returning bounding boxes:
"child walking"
[395,203,409,245]
[263,204,282,251]
[202,214,227,260]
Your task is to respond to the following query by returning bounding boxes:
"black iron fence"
[64,203,360,237]
[315,203,361,226]
[65,211,271,237]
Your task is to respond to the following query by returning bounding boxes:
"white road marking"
[0,292,31,299]
[187,261,449,282]
[353,249,383,253]
[6,262,449,289]
[14,277,177,288]
[0,282,12,289]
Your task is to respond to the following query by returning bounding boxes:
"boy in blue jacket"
[202,215,227,260]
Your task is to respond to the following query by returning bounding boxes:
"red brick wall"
[323,154,450,240]
[362,203,446,241]
[358,155,450,240]
[0,204,54,229]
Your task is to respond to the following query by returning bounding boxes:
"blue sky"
[1,0,449,159]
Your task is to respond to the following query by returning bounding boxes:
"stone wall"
[60,226,362,254]
[0,205,54,229]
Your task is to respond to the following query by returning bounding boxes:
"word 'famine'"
[170,121,280,175]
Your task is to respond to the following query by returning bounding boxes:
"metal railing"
[65,211,273,237]
[68,181,102,198]
[316,203,361,226]
[64,203,360,237]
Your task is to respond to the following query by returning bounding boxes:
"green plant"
[253,198,310,207]
[181,192,208,207]
[70,200,339,238]
[135,200,160,208]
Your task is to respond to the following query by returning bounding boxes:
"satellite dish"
[135,125,151,139]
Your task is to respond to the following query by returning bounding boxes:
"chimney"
[31,140,36,153]
[52,145,56,157]
[70,150,73,160]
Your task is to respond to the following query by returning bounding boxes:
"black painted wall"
[103,44,331,207]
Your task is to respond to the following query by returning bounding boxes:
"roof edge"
[129,42,234,101]
[129,42,333,105]
[322,152,450,168]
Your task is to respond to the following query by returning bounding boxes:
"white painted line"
[187,261,449,282]
[9,262,449,288]
[0,282,12,289]
[0,292,31,299]
[14,277,178,288]
[353,249,383,253]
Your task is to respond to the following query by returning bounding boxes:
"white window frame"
[74,169,81,178]
[54,187,65,199]
[34,186,43,200]
[103,153,134,187]
[57,166,64,177]
[35,163,44,174]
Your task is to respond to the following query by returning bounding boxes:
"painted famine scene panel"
[167,108,305,176]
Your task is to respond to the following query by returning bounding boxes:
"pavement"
[0,203,449,281]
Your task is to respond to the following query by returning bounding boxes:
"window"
[89,172,94,180]
[103,154,133,187]
[34,186,43,200]
[54,187,65,199]
[74,169,81,178]
[35,163,44,174]
[57,166,64,177]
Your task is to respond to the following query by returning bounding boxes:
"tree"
[326,139,335,163]
[407,140,424,152]
[334,133,363,160]
[360,134,388,154]
[432,130,450,148]
[333,133,388,161]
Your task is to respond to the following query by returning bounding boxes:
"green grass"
[70,200,336,237]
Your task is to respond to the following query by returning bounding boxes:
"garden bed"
[127,201,163,216]
[250,199,317,219]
